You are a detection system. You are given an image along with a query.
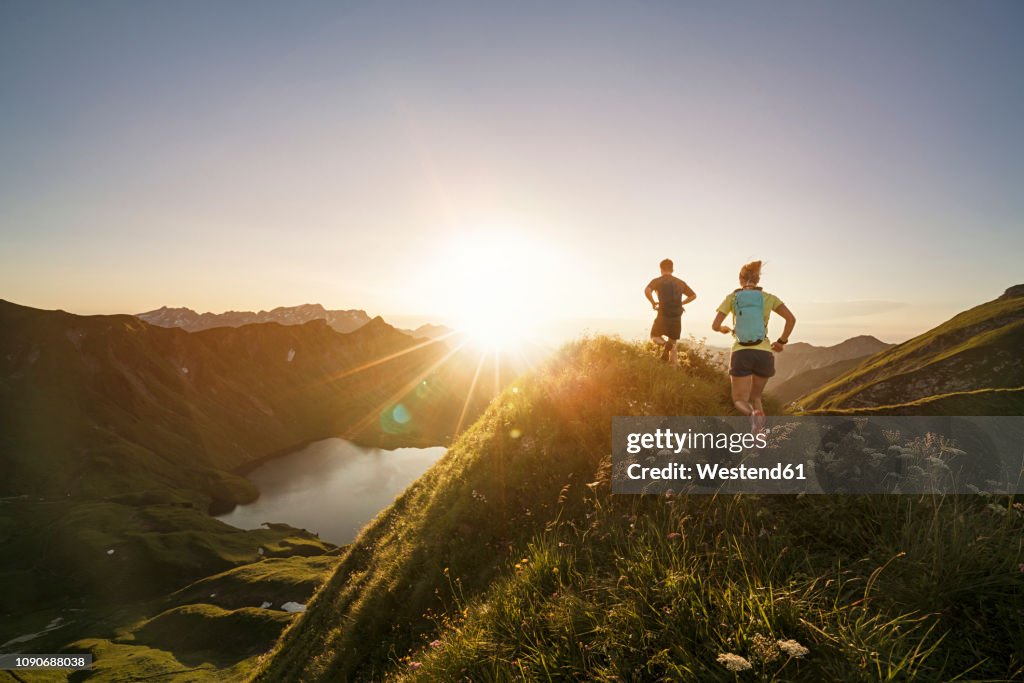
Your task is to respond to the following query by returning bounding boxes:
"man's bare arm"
[681,282,697,307]
[644,285,658,310]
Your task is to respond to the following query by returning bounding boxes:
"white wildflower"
[777,639,809,658]
[716,653,752,672]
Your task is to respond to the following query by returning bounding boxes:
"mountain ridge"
[798,286,1024,411]
[137,303,373,334]
[773,334,893,383]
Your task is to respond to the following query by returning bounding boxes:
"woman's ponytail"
[739,260,762,286]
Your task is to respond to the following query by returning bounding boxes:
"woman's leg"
[730,375,754,415]
[750,374,770,413]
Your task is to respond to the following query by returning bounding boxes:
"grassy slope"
[254,338,1024,681]
[800,387,1024,416]
[54,554,339,683]
[771,356,868,407]
[798,294,1024,411]
[251,339,734,681]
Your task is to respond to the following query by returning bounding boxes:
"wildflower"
[716,653,752,672]
[750,633,780,663]
[777,639,809,658]
[408,661,422,669]
[429,639,442,649]
[667,532,681,539]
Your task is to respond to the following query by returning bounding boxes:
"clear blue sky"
[2,1,1022,344]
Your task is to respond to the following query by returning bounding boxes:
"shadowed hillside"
[252,339,1024,682]
[771,356,868,407]
[1,299,485,506]
[0,300,505,680]
[798,287,1024,413]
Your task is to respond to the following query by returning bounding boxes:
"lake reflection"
[215,438,445,545]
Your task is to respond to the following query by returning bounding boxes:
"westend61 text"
[626,462,806,482]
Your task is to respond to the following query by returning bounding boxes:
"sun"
[433,229,551,352]
[459,307,531,352]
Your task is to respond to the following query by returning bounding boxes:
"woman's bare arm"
[711,311,730,335]
[772,304,796,352]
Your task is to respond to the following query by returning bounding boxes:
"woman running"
[711,261,796,423]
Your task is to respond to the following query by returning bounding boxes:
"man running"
[644,258,697,365]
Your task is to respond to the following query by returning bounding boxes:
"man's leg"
[731,375,754,415]
[750,375,770,413]
[664,317,682,364]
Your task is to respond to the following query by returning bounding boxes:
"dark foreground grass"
[254,337,1024,682]
[398,491,1024,681]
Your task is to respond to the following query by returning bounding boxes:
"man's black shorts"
[729,349,775,377]
[650,315,681,341]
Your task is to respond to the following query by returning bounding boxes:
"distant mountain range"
[408,322,455,340]
[773,335,893,383]
[137,304,373,334]
[795,285,1024,413]
[137,304,454,340]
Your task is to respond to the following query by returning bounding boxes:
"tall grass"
[399,490,1023,681]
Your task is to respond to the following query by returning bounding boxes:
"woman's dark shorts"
[730,349,775,378]
[650,314,681,341]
